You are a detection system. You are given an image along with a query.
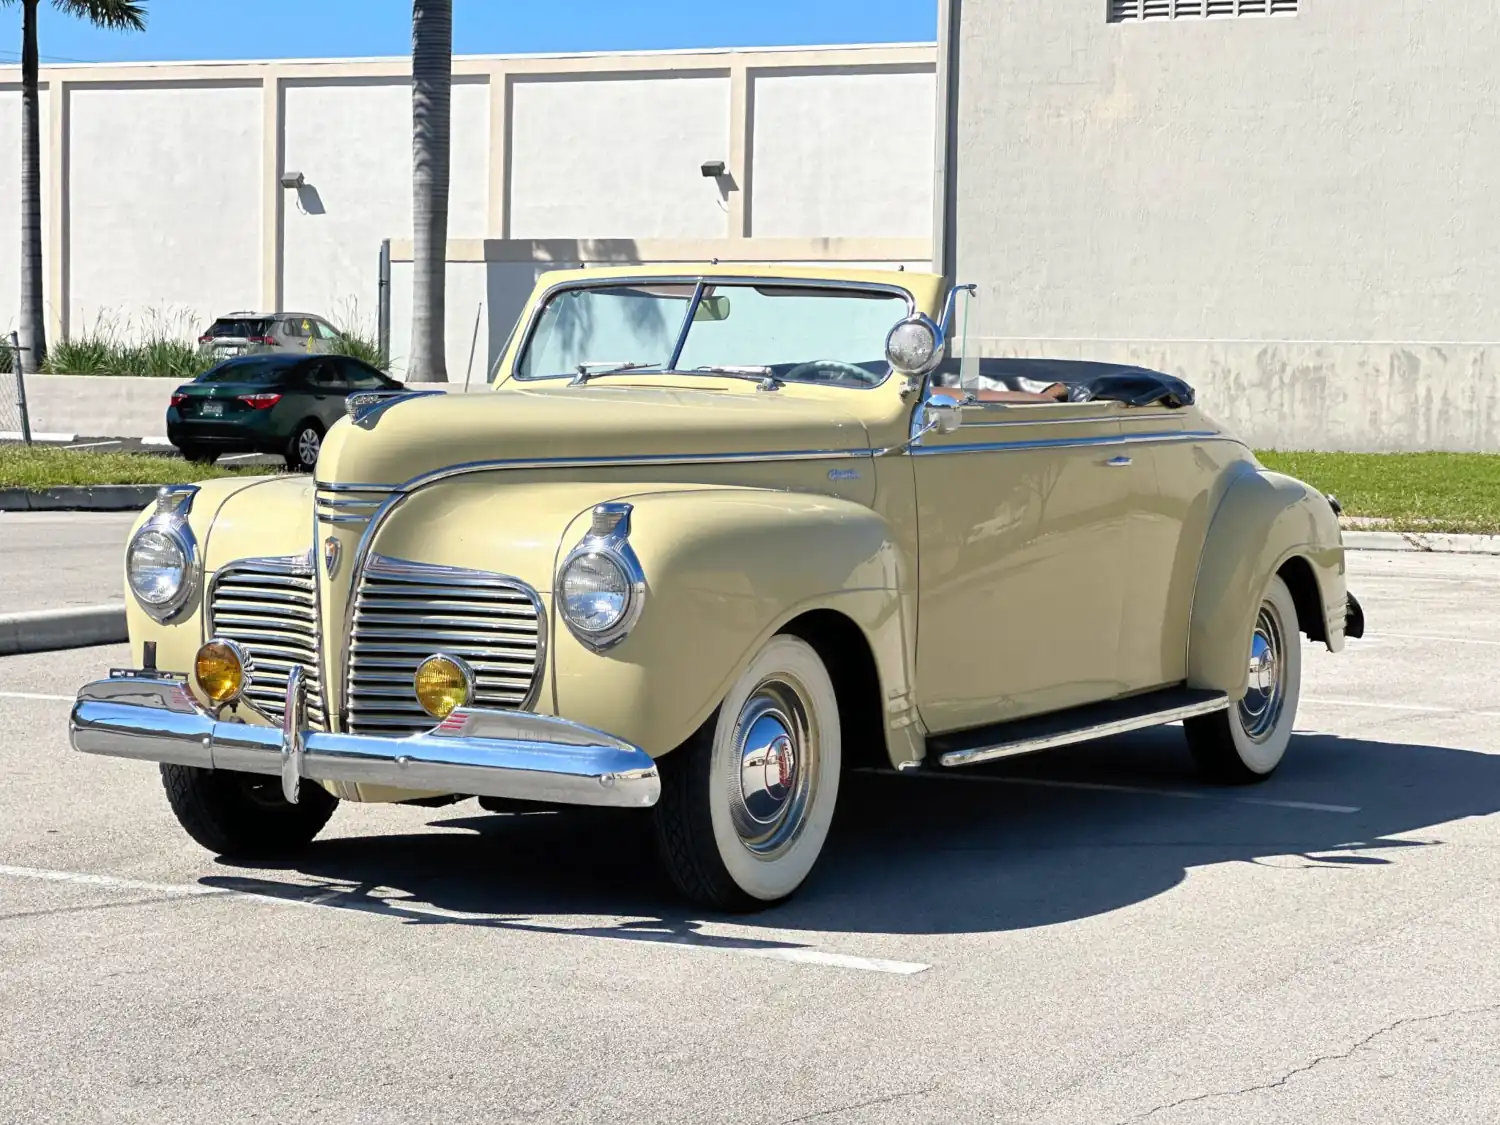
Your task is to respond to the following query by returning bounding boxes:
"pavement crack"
[1121,1002,1500,1122]
[776,1086,935,1124]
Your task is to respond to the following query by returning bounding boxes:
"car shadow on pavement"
[203,727,1500,943]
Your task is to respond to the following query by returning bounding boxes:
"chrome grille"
[315,483,396,528]
[345,555,544,736]
[208,557,326,729]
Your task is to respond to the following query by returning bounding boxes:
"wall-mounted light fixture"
[700,160,726,179]
[279,171,306,190]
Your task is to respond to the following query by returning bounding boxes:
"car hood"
[316,383,875,487]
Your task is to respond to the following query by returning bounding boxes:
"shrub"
[42,309,212,379]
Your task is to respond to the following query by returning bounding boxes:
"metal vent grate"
[208,556,326,729]
[344,555,545,736]
[1109,0,1296,18]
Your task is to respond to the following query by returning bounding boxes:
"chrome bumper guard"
[69,671,660,809]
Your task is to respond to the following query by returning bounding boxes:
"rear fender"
[1187,468,1346,699]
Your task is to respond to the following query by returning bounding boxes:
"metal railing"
[0,332,33,444]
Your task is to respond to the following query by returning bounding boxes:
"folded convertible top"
[932,358,1196,409]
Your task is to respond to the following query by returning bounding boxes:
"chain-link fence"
[0,332,33,443]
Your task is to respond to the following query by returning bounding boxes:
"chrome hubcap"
[1239,603,1287,742]
[299,428,320,465]
[729,677,816,857]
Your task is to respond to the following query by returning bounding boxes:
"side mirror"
[885,315,944,375]
[925,392,965,435]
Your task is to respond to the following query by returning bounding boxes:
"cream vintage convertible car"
[70,266,1363,910]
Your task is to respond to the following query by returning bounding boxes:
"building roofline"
[0,41,936,75]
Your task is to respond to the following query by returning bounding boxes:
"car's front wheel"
[160,764,338,856]
[653,634,841,911]
[1185,573,1303,784]
[285,420,323,471]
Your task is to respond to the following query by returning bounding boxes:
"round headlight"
[414,654,474,720]
[195,639,248,707]
[127,528,187,609]
[561,551,631,635]
[885,317,940,374]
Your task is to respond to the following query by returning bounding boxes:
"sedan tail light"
[238,393,282,409]
[249,336,277,345]
[197,335,212,344]
[169,393,188,407]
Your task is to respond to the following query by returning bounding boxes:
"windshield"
[514,281,909,389]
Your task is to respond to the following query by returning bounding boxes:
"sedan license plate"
[202,401,224,417]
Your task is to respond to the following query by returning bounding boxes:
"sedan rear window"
[197,357,303,385]
[204,318,273,340]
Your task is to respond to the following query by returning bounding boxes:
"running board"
[930,687,1230,769]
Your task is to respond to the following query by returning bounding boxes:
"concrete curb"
[0,485,158,512]
[0,605,128,657]
[1344,530,1500,555]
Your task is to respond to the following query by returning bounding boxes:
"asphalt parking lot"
[2,550,1497,1123]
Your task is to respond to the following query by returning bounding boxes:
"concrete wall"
[0,44,936,386]
[949,0,1500,451]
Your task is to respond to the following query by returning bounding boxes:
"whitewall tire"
[653,634,842,911]
[1185,574,1302,784]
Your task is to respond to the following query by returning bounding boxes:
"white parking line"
[1304,697,1500,719]
[63,440,121,450]
[898,772,1359,814]
[0,864,930,976]
[139,437,173,447]
[1373,632,1500,647]
[219,453,262,462]
[0,691,74,702]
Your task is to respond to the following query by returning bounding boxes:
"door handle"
[1105,456,1133,468]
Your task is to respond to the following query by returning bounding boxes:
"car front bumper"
[69,671,661,809]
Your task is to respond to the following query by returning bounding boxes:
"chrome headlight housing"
[126,487,201,623]
[558,503,646,651]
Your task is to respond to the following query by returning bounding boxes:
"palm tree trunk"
[408,0,451,383]
[18,0,47,375]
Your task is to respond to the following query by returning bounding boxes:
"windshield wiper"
[569,361,661,386]
[682,365,784,391]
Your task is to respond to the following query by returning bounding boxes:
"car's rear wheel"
[178,444,219,465]
[1185,574,1302,784]
[285,420,323,471]
[653,634,841,911]
[160,764,338,856]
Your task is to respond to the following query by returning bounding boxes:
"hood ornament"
[323,536,341,577]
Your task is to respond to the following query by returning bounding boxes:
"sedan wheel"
[653,634,841,910]
[286,422,322,471]
[1185,574,1302,784]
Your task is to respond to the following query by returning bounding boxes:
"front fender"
[1188,468,1346,699]
[550,489,913,759]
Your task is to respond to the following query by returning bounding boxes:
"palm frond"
[50,0,147,32]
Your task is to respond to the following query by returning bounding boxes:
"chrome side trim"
[912,430,1221,457]
[938,694,1231,768]
[70,676,660,809]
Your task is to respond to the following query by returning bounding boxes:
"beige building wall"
[948,0,1500,451]
[0,45,937,380]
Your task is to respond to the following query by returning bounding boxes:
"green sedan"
[167,354,403,471]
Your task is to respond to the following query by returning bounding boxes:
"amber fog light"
[195,639,248,707]
[414,654,474,720]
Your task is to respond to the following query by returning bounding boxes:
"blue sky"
[2,1,936,65]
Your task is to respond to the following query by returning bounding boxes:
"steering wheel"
[782,360,880,386]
